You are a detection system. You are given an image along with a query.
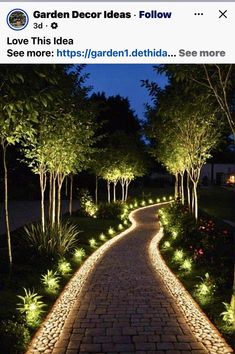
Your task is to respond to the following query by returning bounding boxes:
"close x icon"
[219,9,228,18]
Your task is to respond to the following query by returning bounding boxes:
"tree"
[155,65,234,138]
[89,93,144,203]
[144,75,221,220]
[0,65,62,266]
[90,93,141,141]
[23,108,96,227]
[145,64,234,309]
[101,132,146,202]
[22,65,96,227]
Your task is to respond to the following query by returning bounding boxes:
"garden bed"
[0,206,130,353]
[0,194,172,353]
[158,203,234,346]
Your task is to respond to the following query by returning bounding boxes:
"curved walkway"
[50,205,208,354]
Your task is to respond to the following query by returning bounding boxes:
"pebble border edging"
[26,203,169,354]
[149,226,233,354]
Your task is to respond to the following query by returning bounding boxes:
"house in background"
[200,163,235,185]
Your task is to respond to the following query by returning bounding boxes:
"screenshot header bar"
[1,2,234,63]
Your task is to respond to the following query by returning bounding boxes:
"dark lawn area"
[198,186,235,222]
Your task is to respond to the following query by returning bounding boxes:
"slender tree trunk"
[188,167,201,220]
[187,171,191,210]
[113,182,117,202]
[51,172,56,226]
[69,174,73,215]
[191,187,195,214]
[39,167,47,233]
[95,175,98,204]
[49,172,52,222]
[125,180,130,201]
[107,180,110,203]
[180,171,185,205]
[193,182,198,221]
[121,179,125,201]
[2,141,12,266]
[57,175,61,225]
[178,172,181,199]
[174,174,178,199]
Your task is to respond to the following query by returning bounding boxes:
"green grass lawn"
[198,186,235,222]
[130,186,174,199]
[68,215,118,244]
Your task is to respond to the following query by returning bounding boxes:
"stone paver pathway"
[52,205,207,354]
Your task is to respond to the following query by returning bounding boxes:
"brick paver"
[53,206,207,354]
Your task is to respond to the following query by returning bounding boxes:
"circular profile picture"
[7,9,29,30]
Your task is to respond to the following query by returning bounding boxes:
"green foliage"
[172,249,185,263]
[73,248,86,263]
[99,233,107,242]
[17,288,46,328]
[162,241,171,250]
[159,202,234,343]
[57,259,72,275]
[108,227,115,236]
[0,319,30,353]
[220,302,234,326]
[194,273,216,305]
[179,257,193,274]
[23,221,79,258]
[89,238,98,249]
[41,270,60,294]
[79,189,97,217]
[96,201,125,220]
[159,202,196,236]
[118,223,124,231]
[97,131,147,187]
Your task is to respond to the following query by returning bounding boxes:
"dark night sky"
[84,64,168,121]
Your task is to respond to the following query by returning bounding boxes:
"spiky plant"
[73,248,86,263]
[89,238,97,249]
[57,259,72,275]
[23,221,80,258]
[41,270,60,293]
[17,288,46,327]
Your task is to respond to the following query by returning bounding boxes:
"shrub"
[57,259,72,275]
[41,270,60,294]
[99,233,106,242]
[162,240,171,250]
[0,319,30,353]
[118,223,124,231]
[220,302,234,326]
[96,201,124,220]
[172,249,185,264]
[179,257,193,274]
[194,273,216,305]
[108,227,115,236]
[89,238,98,249]
[78,189,97,217]
[17,288,46,328]
[159,202,195,237]
[159,202,234,342]
[23,221,80,258]
[73,248,86,263]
